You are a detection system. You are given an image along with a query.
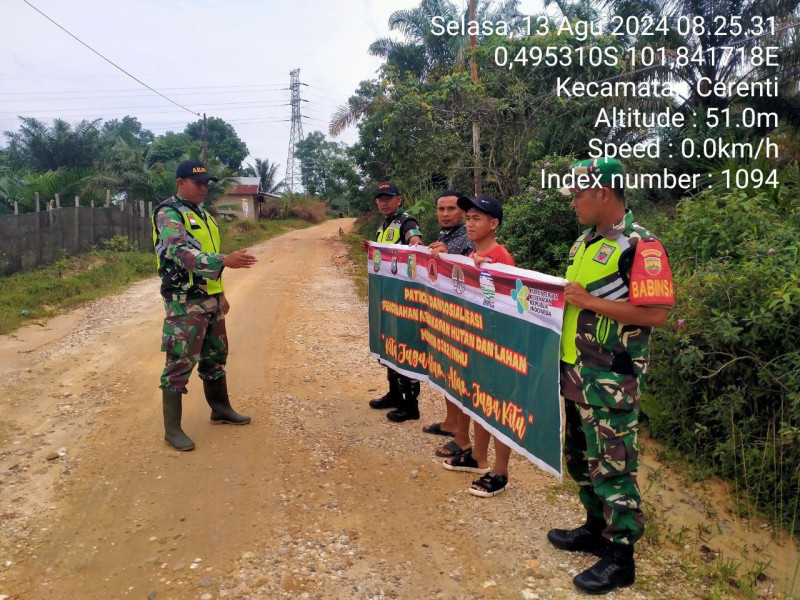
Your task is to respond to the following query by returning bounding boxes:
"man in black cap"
[151,159,258,451]
[361,181,423,422]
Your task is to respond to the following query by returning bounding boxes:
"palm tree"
[601,0,800,113]
[248,158,285,194]
[330,0,524,137]
[370,0,525,79]
[4,117,106,172]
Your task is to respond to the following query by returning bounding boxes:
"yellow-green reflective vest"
[561,227,638,365]
[376,211,413,244]
[561,213,644,366]
[152,197,224,297]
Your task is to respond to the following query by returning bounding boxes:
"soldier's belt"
[162,291,222,302]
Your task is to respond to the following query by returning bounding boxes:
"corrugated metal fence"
[0,198,154,276]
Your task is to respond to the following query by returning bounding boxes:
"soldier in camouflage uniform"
[548,158,675,594]
[153,159,258,451]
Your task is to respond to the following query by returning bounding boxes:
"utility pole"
[285,69,305,194]
[202,113,208,164]
[469,0,482,196]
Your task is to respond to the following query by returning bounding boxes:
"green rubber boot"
[203,377,251,425]
[162,390,195,451]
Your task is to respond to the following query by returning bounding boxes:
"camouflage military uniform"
[153,197,226,394]
[560,210,673,546]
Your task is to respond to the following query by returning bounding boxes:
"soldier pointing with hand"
[152,159,257,451]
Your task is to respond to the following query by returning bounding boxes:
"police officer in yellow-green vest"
[360,182,423,422]
[151,159,258,451]
[547,158,674,595]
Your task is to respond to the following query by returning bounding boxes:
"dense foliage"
[0,116,263,215]
[645,175,800,530]
[499,155,583,275]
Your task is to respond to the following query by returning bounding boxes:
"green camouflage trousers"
[563,399,644,546]
[160,294,227,394]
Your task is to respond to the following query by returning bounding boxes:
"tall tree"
[331,0,524,137]
[3,117,107,172]
[248,158,285,194]
[145,132,201,168]
[294,132,361,201]
[184,117,249,172]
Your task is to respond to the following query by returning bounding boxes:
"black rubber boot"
[573,542,635,595]
[369,370,404,409]
[203,377,251,425]
[387,378,420,422]
[547,515,607,555]
[162,390,195,451]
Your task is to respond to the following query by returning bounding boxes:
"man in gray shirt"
[423,190,474,448]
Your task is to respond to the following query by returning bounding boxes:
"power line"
[20,0,200,117]
[0,102,291,116]
[0,84,289,96]
[0,89,290,101]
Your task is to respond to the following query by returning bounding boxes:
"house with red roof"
[215,177,281,220]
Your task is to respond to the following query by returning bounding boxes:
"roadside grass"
[342,231,368,300]
[0,218,312,335]
[640,464,795,600]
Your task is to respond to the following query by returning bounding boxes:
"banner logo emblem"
[428,259,438,284]
[372,250,382,272]
[451,265,465,294]
[407,253,417,279]
[511,279,530,315]
[479,271,496,302]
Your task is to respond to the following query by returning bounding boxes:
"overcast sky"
[2,0,545,176]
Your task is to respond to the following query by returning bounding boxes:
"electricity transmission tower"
[284,69,305,194]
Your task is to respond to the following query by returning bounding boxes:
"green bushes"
[101,234,139,252]
[259,196,328,223]
[645,187,800,531]
[500,156,582,275]
[288,201,327,223]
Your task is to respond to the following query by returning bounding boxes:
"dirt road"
[0,219,797,600]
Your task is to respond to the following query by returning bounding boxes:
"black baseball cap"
[375,181,400,198]
[457,194,503,224]
[176,159,219,182]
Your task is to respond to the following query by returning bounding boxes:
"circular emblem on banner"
[406,253,417,279]
[428,259,438,284]
[391,253,398,275]
[479,270,496,301]
[372,250,383,273]
[452,265,466,294]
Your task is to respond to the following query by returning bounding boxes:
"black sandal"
[435,440,469,458]
[442,449,491,474]
[422,422,456,438]
[469,472,508,497]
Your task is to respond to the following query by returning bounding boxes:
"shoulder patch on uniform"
[630,238,675,306]
[569,240,582,258]
[593,243,616,265]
